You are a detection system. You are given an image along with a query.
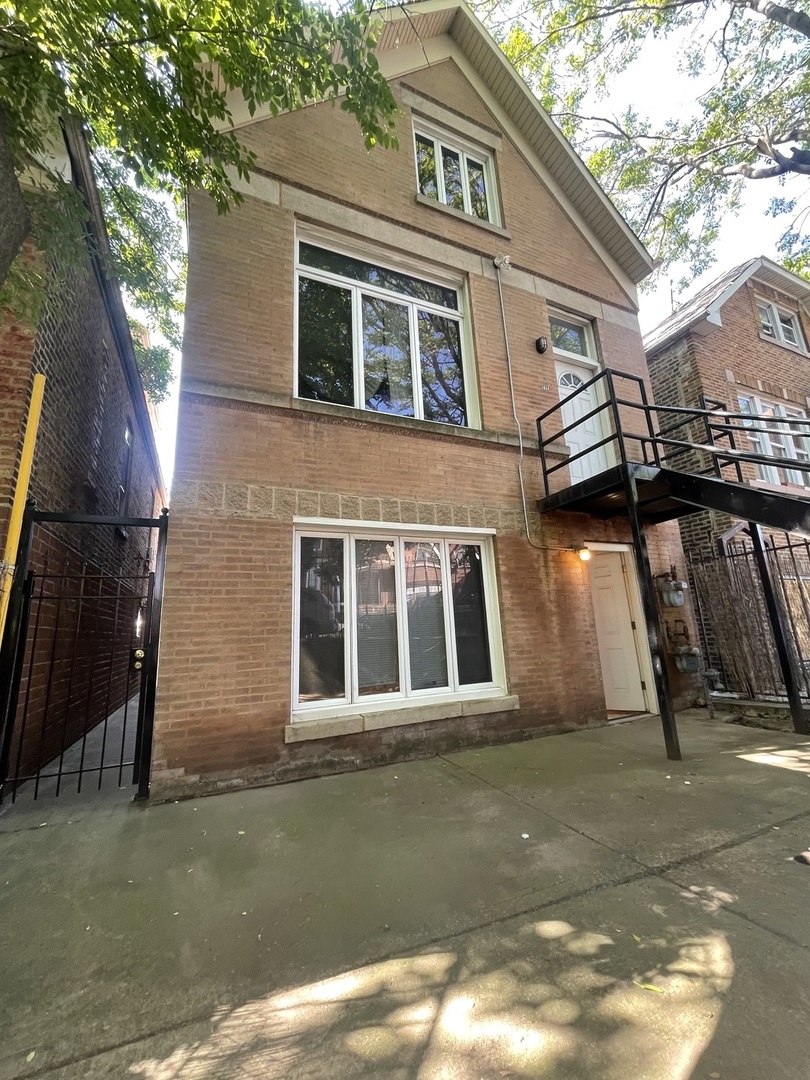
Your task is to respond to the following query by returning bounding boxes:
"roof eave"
[375,0,655,285]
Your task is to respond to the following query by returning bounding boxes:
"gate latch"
[131,647,146,671]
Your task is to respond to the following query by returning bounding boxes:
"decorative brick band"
[170,480,537,535]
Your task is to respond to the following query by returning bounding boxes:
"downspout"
[493,255,543,549]
[0,373,45,642]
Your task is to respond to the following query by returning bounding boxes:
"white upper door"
[588,551,646,713]
[555,360,610,482]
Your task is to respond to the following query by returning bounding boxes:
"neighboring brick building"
[154,0,700,797]
[645,256,810,558]
[0,124,166,784]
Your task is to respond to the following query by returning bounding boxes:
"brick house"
[645,256,810,559]
[154,0,701,797]
[0,123,166,788]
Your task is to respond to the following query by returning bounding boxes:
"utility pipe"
[0,373,45,643]
[493,255,543,550]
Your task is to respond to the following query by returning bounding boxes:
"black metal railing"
[536,368,810,498]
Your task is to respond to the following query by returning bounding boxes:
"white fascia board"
[706,259,762,322]
[754,256,810,311]
[443,45,640,305]
[447,3,652,282]
[376,35,639,305]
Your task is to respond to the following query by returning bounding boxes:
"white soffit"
[220,0,654,287]
[374,0,654,285]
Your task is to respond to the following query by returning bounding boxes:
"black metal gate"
[0,504,168,803]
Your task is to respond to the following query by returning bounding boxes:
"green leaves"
[1,0,398,393]
[473,0,810,284]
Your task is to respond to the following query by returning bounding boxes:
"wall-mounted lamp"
[573,543,591,562]
[535,336,548,354]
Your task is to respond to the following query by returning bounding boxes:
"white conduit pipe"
[494,254,544,550]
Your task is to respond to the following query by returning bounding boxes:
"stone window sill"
[750,477,810,498]
[758,331,809,357]
[285,694,519,743]
[414,193,511,239]
[293,399,568,455]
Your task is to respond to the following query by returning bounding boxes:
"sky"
[608,29,801,335]
[149,10,799,483]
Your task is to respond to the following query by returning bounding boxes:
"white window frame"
[291,522,506,720]
[548,311,599,365]
[413,121,501,226]
[739,394,810,488]
[294,233,480,429]
[756,299,806,350]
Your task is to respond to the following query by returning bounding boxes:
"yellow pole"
[0,373,46,642]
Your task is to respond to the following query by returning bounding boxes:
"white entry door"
[588,551,646,713]
[555,360,610,482]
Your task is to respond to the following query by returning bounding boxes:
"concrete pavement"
[1,710,809,1078]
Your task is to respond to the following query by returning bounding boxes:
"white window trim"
[739,394,810,488]
[756,298,806,351]
[294,230,481,429]
[291,522,506,722]
[548,310,599,366]
[413,120,501,227]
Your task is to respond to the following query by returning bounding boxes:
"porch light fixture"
[535,336,548,354]
[574,543,591,562]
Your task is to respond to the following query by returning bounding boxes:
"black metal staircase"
[536,369,810,756]
[537,369,810,535]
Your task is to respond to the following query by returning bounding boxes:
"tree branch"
[734,0,810,39]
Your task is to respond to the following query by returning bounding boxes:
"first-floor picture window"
[295,530,497,710]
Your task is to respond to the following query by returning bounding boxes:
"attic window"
[757,300,805,350]
[414,124,497,224]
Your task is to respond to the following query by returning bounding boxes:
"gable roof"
[225,0,656,286]
[644,256,810,355]
[372,1,655,284]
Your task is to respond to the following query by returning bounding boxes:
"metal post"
[135,508,168,799]
[749,522,810,734]
[537,418,550,498]
[624,470,682,760]
[0,498,36,787]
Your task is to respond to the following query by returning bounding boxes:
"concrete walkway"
[1,710,809,1079]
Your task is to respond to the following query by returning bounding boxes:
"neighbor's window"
[739,395,810,488]
[295,532,497,709]
[549,314,596,359]
[757,301,805,349]
[414,126,496,223]
[117,422,133,515]
[296,241,468,426]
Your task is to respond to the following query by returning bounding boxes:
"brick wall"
[648,276,810,560]
[0,255,164,782]
[647,274,810,681]
[154,59,699,796]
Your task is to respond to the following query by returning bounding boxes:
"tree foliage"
[473,0,810,281]
[0,0,398,391]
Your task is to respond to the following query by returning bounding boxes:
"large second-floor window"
[296,241,468,427]
[739,395,810,488]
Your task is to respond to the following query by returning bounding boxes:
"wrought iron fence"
[689,532,810,700]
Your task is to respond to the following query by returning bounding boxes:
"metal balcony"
[535,369,810,755]
[536,369,810,538]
